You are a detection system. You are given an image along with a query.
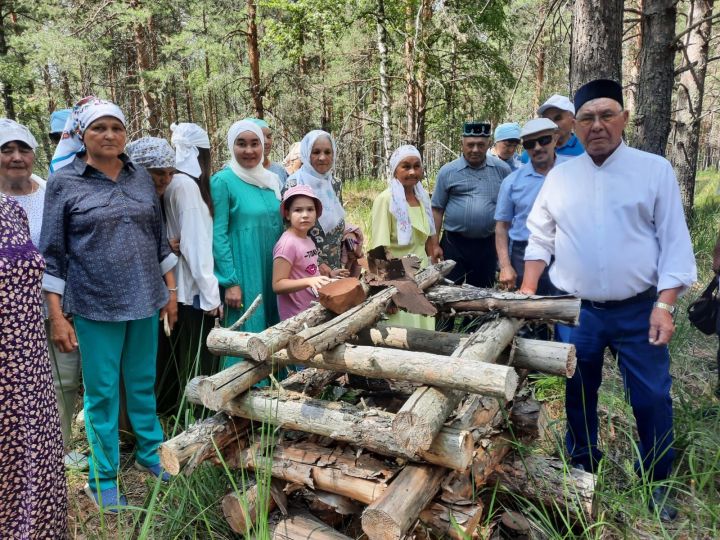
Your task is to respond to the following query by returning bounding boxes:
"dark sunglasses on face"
[463,122,492,137]
[522,134,553,150]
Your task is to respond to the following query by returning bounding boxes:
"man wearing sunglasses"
[520,79,696,522]
[520,94,584,164]
[431,121,512,288]
[495,118,567,292]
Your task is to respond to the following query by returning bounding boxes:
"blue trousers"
[556,299,674,481]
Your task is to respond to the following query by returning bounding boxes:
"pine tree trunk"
[246,0,264,118]
[415,0,431,153]
[0,10,16,119]
[670,0,713,215]
[569,0,623,94]
[376,0,393,176]
[631,0,678,155]
[624,0,644,117]
[404,0,417,144]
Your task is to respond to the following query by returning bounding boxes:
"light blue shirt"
[494,154,571,241]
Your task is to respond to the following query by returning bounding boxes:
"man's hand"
[49,315,78,353]
[160,292,178,333]
[498,265,517,290]
[649,307,675,346]
[169,237,181,256]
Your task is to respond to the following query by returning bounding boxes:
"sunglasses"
[522,134,553,150]
[463,123,492,137]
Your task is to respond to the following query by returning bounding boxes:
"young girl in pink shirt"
[272,185,331,319]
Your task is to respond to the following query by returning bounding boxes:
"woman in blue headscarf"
[284,130,349,278]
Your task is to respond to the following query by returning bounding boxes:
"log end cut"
[287,335,317,362]
[319,277,368,314]
[361,509,403,540]
[246,336,271,362]
[566,345,577,378]
[158,445,182,476]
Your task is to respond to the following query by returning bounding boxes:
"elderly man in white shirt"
[520,79,696,522]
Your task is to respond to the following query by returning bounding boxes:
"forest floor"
[64,172,720,539]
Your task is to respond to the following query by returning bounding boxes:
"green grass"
[69,170,720,539]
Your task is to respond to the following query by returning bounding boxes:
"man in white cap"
[488,122,522,171]
[521,94,584,163]
[520,79,696,521]
[494,118,566,292]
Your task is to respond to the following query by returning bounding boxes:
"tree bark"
[510,337,576,377]
[631,0,678,155]
[404,0,417,144]
[270,513,353,540]
[569,0,623,94]
[427,285,581,324]
[670,0,714,214]
[376,0,393,176]
[361,464,446,540]
[246,0,264,118]
[222,484,278,535]
[130,1,161,135]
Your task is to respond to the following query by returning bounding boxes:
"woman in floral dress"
[0,193,67,537]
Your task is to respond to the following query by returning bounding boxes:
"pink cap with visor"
[280,184,323,219]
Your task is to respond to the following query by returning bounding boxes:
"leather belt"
[581,287,657,310]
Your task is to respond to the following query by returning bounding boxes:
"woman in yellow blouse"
[369,145,442,329]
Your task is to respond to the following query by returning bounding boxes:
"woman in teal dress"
[369,145,442,330]
[211,119,284,368]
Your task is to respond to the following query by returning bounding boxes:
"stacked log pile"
[159,261,596,539]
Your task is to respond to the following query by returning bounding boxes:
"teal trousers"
[74,314,164,492]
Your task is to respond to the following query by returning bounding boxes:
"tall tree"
[670,0,714,214]
[569,0,623,94]
[375,0,392,175]
[246,0,264,118]
[631,0,678,155]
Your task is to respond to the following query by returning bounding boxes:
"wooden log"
[361,464,446,540]
[427,284,580,324]
[392,317,524,454]
[270,512,353,540]
[220,388,474,470]
[196,360,273,411]
[510,397,549,441]
[490,454,596,519]
[160,368,340,475]
[319,277,367,314]
[287,260,455,362]
[511,337,576,377]
[418,500,484,540]
[353,323,577,377]
[282,344,518,399]
[472,431,516,487]
[222,484,278,535]
[207,304,333,361]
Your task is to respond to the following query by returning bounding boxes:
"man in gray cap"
[520,79,696,521]
[432,121,512,288]
[494,117,566,292]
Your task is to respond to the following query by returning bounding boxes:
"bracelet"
[653,301,675,315]
[168,287,178,293]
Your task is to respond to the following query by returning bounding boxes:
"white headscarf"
[171,122,210,178]
[50,96,126,173]
[388,144,436,246]
[291,130,345,232]
[0,119,38,150]
[226,120,281,200]
[126,137,176,169]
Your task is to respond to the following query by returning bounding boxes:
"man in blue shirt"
[432,121,512,288]
[520,94,584,163]
[495,117,566,293]
[488,122,522,171]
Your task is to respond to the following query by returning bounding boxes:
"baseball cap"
[537,95,575,116]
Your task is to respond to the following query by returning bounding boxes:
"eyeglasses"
[576,109,623,128]
[463,122,492,137]
[522,135,553,150]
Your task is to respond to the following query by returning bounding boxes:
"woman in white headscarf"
[41,96,178,512]
[369,145,442,330]
[285,130,349,278]
[211,119,283,369]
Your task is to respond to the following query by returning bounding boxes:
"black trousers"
[510,240,558,295]
[441,231,497,288]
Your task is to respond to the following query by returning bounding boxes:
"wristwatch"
[653,301,676,314]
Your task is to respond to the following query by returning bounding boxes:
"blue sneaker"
[134,461,172,482]
[84,483,128,514]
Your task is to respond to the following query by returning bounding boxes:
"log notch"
[361,464,446,540]
[283,344,518,399]
[510,336,576,377]
[287,260,455,362]
[270,512,353,540]
[392,317,524,454]
[214,388,474,470]
[427,284,581,324]
[353,323,577,377]
[490,454,596,519]
[160,368,341,475]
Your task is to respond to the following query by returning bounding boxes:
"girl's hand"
[330,268,350,278]
[49,315,78,353]
[308,275,332,294]
[319,263,333,277]
[225,285,243,309]
[169,237,181,256]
